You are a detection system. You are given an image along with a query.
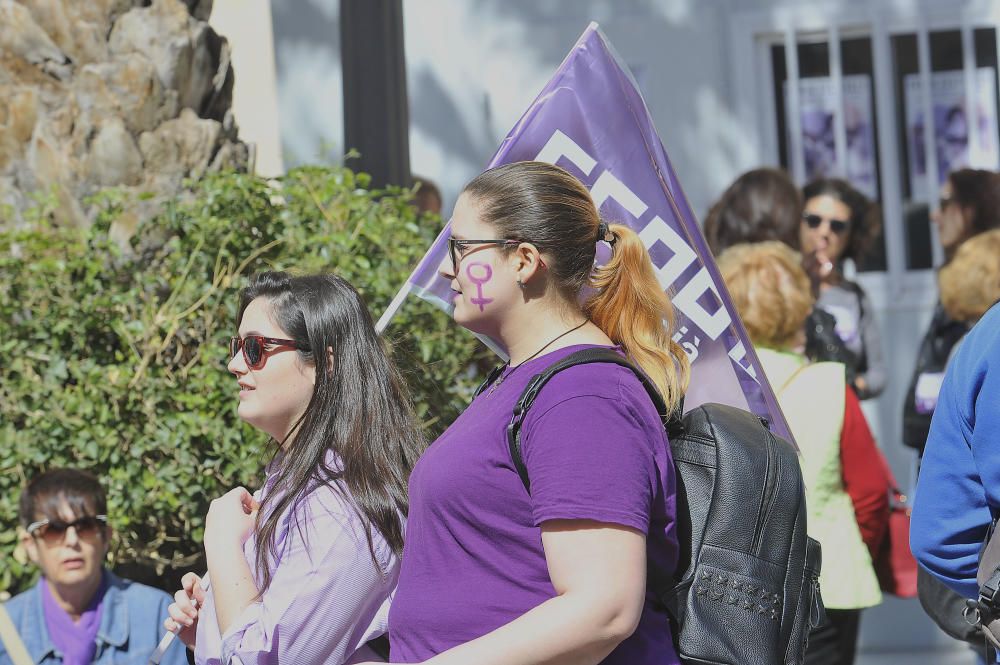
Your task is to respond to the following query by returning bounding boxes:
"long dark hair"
[703,168,802,255]
[948,169,1000,238]
[237,272,425,593]
[462,161,689,412]
[19,468,107,527]
[802,177,882,264]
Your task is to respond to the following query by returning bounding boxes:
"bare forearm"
[205,537,259,635]
[424,591,635,665]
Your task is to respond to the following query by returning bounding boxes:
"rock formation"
[0,0,249,230]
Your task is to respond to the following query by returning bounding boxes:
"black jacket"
[902,302,969,453]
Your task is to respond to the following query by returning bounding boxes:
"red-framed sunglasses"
[229,335,304,370]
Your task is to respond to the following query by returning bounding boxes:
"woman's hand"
[164,572,207,648]
[204,487,259,551]
[802,249,834,291]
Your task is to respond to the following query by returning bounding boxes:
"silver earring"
[517,278,526,290]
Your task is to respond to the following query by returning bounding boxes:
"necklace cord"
[490,318,591,393]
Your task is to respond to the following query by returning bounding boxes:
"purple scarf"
[40,572,107,665]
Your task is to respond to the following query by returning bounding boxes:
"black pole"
[340,0,411,189]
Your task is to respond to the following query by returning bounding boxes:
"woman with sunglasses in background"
[165,271,425,664]
[1,468,188,665]
[800,178,885,399]
[375,161,689,665]
[903,169,1000,458]
[703,168,858,381]
[901,170,1000,664]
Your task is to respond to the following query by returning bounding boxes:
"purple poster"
[784,75,878,199]
[905,68,1000,200]
[380,22,794,443]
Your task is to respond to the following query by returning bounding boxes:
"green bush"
[0,166,487,594]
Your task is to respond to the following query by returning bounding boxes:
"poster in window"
[783,74,878,199]
[904,68,1000,200]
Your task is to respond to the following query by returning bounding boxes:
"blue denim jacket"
[0,570,188,665]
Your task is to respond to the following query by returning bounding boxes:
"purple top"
[389,344,680,664]
[41,573,106,665]
[195,451,398,664]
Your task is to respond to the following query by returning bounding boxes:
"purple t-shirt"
[389,344,680,664]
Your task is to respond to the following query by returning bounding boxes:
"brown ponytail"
[462,161,689,412]
[585,224,689,412]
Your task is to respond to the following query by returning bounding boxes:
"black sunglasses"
[27,515,108,545]
[229,335,304,370]
[802,213,850,235]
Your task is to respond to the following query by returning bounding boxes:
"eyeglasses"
[229,335,304,370]
[27,515,107,545]
[802,213,850,235]
[447,237,524,274]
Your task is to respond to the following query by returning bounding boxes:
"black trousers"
[805,608,861,665]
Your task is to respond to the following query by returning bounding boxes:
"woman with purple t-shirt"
[163,272,425,664]
[379,162,690,665]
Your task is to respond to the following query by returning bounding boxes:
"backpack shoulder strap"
[506,347,676,492]
[0,603,33,665]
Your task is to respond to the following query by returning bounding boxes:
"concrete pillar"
[210,0,284,176]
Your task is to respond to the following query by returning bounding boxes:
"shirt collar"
[95,570,128,648]
[27,582,56,664]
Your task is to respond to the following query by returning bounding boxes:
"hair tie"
[596,221,617,248]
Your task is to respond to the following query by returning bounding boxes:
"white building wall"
[403,0,754,221]
[270,0,344,167]
[210,0,284,176]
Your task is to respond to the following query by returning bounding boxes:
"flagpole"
[376,281,414,333]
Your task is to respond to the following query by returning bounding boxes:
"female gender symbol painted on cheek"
[465,262,494,312]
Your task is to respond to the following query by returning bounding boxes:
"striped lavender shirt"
[195,453,398,665]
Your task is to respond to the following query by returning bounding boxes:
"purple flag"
[379,22,794,443]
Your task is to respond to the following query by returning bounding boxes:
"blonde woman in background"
[938,228,1000,330]
[717,241,889,665]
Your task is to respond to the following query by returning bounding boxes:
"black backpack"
[480,347,824,665]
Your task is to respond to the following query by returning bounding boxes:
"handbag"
[873,456,918,597]
[918,566,981,643]
[0,603,33,665]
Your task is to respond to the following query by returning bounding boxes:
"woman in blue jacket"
[911,302,1000,601]
[1,468,187,665]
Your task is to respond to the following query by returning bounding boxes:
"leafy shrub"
[0,166,486,594]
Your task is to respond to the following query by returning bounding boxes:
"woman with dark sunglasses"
[703,168,859,381]
[2,468,188,665]
[165,271,425,664]
[901,171,1000,663]
[903,169,1000,457]
[800,178,885,399]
